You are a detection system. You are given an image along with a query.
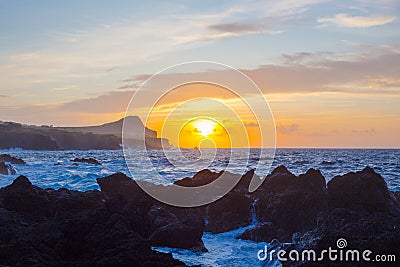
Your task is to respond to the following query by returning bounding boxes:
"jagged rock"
[0,162,8,175]
[0,176,52,220]
[148,205,207,251]
[0,154,25,164]
[174,169,223,187]
[232,169,258,192]
[72,157,101,165]
[392,191,400,207]
[205,191,253,233]
[97,172,206,251]
[246,167,328,242]
[283,208,400,266]
[97,172,143,199]
[173,169,260,234]
[0,175,194,266]
[237,222,282,242]
[327,166,399,214]
[258,165,298,193]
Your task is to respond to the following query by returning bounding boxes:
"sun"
[193,119,216,136]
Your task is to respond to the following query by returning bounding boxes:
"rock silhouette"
[0,166,398,266]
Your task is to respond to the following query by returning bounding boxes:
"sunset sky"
[0,0,399,148]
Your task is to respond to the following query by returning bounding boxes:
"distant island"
[0,116,170,150]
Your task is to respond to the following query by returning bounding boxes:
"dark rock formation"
[327,166,399,214]
[241,166,328,242]
[173,169,259,234]
[0,162,17,175]
[72,157,101,165]
[97,172,143,198]
[235,166,400,266]
[237,222,283,242]
[0,154,26,164]
[204,191,253,233]
[97,172,206,251]
[0,174,206,266]
[174,169,223,187]
[1,165,398,266]
[283,209,400,266]
[0,162,8,175]
[392,190,400,207]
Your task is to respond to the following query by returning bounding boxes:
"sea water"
[0,148,398,191]
[0,148,399,266]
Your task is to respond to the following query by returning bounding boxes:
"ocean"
[0,148,399,266]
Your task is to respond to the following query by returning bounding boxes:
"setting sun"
[193,119,216,136]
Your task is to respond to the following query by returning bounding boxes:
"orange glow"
[192,119,216,136]
[177,119,231,148]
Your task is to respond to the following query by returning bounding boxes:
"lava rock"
[284,208,400,266]
[174,169,223,187]
[97,172,143,199]
[0,176,52,220]
[0,175,189,266]
[205,191,253,233]
[237,222,282,242]
[327,166,399,214]
[0,154,26,164]
[72,157,101,165]
[0,162,8,175]
[148,205,207,251]
[248,167,328,242]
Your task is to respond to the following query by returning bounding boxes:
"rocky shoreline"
[0,165,399,266]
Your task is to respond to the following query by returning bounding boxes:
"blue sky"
[0,0,399,147]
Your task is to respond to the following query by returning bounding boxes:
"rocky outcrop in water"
[0,165,398,266]
[0,154,25,175]
[97,172,206,251]
[72,157,102,165]
[0,174,199,266]
[237,166,328,242]
[174,169,257,234]
[327,166,399,213]
[0,162,17,175]
[0,154,25,165]
[234,166,400,266]
[0,162,9,175]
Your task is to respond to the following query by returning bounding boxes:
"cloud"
[127,45,400,96]
[59,90,134,113]
[208,22,261,33]
[0,95,9,98]
[280,51,334,65]
[317,13,396,28]
[277,124,300,134]
[207,22,271,36]
[245,45,400,95]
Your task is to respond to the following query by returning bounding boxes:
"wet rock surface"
[0,174,197,266]
[0,154,26,165]
[235,166,400,266]
[72,157,102,165]
[0,165,398,266]
[0,162,9,175]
